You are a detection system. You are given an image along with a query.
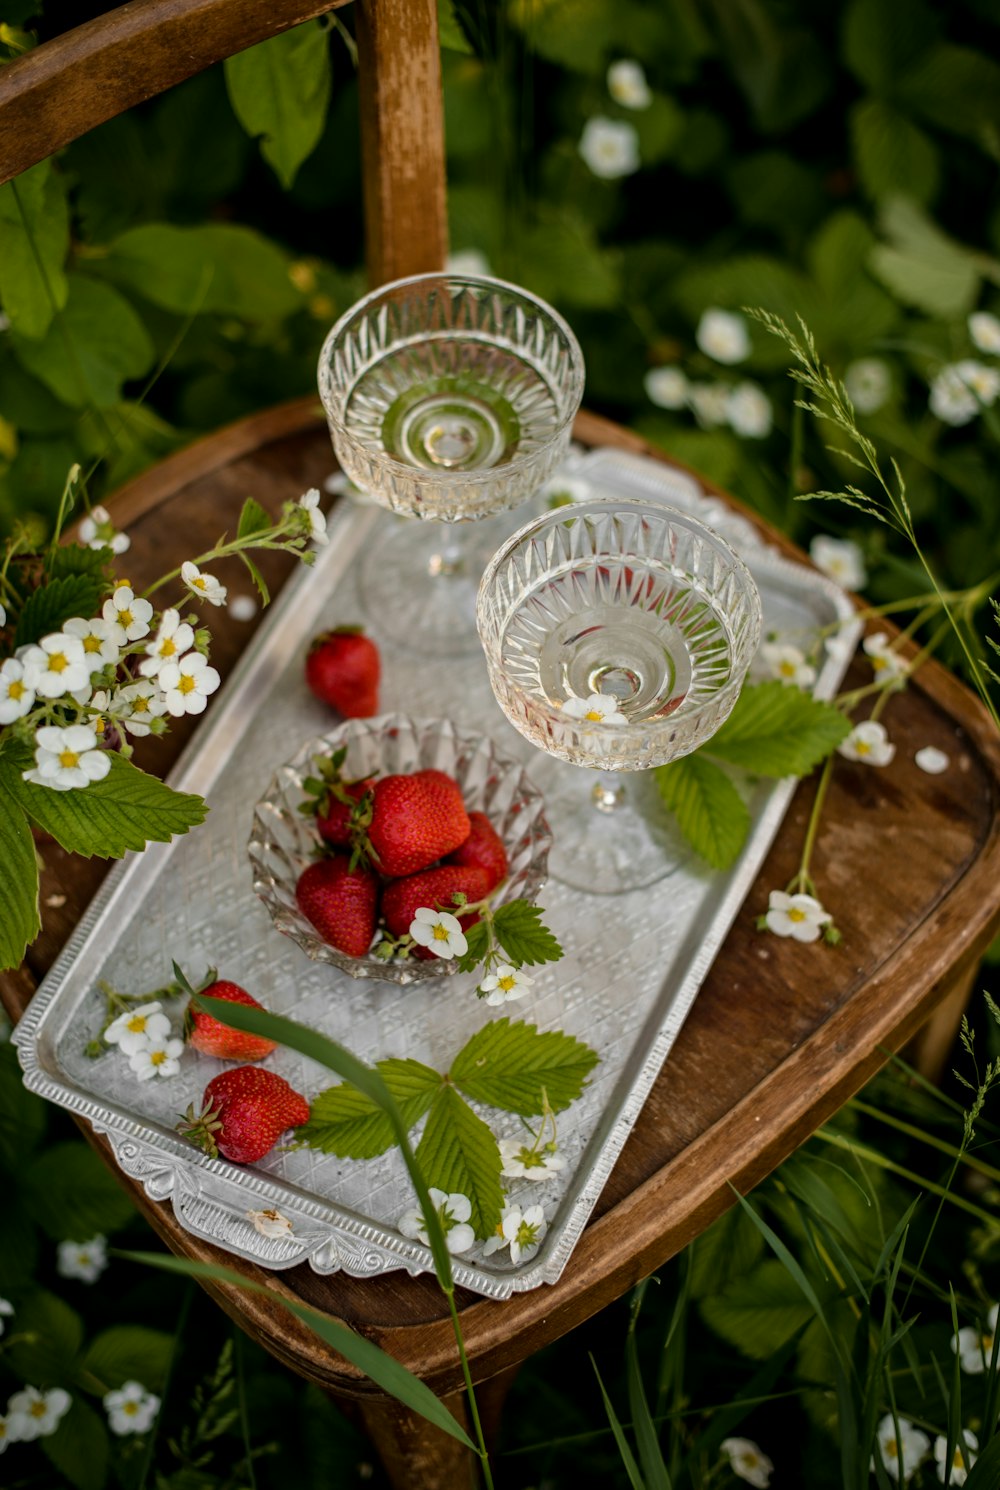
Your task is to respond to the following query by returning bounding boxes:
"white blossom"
[79,505,130,555]
[104,1001,172,1056]
[129,1036,184,1081]
[955,358,1000,407]
[644,366,688,410]
[809,535,867,590]
[20,631,90,699]
[721,1437,773,1488]
[915,746,949,775]
[409,907,468,959]
[607,59,652,109]
[696,308,750,365]
[57,1234,108,1283]
[64,616,121,673]
[825,624,857,665]
[561,693,628,725]
[761,643,816,689]
[863,631,906,682]
[398,1188,475,1254]
[969,310,1000,355]
[181,561,227,607]
[764,890,832,943]
[446,248,492,278]
[24,724,110,792]
[934,1429,978,1486]
[104,1381,160,1436]
[297,488,329,547]
[839,719,895,766]
[726,381,772,438]
[499,1137,565,1182]
[578,117,640,179]
[930,365,980,426]
[102,585,153,642]
[687,381,731,429]
[873,1414,930,1482]
[952,1304,998,1374]
[139,608,195,678]
[0,657,35,724]
[117,679,168,737]
[6,1386,72,1440]
[845,357,892,414]
[541,474,592,505]
[482,1203,547,1264]
[157,652,221,716]
[0,1299,12,1337]
[248,1207,294,1239]
[0,1409,22,1452]
[478,964,533,1006]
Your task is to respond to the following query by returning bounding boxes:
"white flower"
[104,1001,172,1055]
[104,1381,160,1436]
[248,1207,294,1239]
[541,474,592,506]
[761,643,816,689]
[809,535,867,590]
[139,608,194,677]
[478,964,533,1006]
[952,1304,998,1374]
[129,1036,184,1081]
[825,625,857,665]
[102,585,153,642]
[482,1203,547,1264]
[0,1299,13,1336]
[863,631,906,682]
[561,693,628,725]
[696,308,750,365]
[0,601,5,628]
[446,248,491,277]
[721,1437,774,1488]
[764,890,832,943]
[726,381,772,438]
[19,631,90,699]
[578,116,640,179]
[157,652,221,716]
[297,488,329,547]
[117,679,168,737]
[915,746,949,775]
[873,1414,930,1482]
[845,357,892,414]
[0,657,35,724]
[7,1386,72,1440]
[63,615,120,669]
[499,1137,565,1182]
[969,310,1000,354]
[79,505,130,555]
[57,1234,108,1283]
[838,719,895,766]
[24,724,110,792]
[644,366,688,410]
[929,365,980,426]
[687,381,731,429]
[229,594,259,623]
[0,1409,22,1451]
[409,907,468,959]
[398,1188,475,1254]
[181,561,227,607]
[934,1430,978,1486]
[607,59,652,109]
[955,358,1000,407]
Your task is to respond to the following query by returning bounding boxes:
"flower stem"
[790,753,834,896]
[444,1288,495,1490]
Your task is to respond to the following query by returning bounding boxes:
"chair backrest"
[0,0,448,286]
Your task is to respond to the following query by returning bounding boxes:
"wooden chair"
[3,7,1000,1486]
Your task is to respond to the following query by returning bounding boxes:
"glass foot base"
[530,758,692,895]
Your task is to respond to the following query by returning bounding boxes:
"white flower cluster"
[871,1414,977,1485]
[104,999,183,1082]
[0,1383,71,1453]
[761,642,816,691]
[928,312,1000,426]
[645,312,772,439]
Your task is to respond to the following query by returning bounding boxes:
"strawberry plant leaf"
[238,549,270,605]
[298,1059,440,1158]
[653,754,750,871]
[451,1017,599,1115]
[455,919,491,973]
[0,763,40,972]
[705,680,851,777]
[81,1325,175,1393]
[415,1085,503,1239]
[15,572,108,647]
[236,495,271,538]
[46,542,112,585]
[491,900,564,968]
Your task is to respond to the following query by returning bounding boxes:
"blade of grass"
[591,1354,647,1490]
[626,1283,672,1490]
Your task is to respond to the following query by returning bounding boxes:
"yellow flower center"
[133,696,150,714]
[150,1049,167,1066]
[498,975,516,991]
[83,635,102,653]
[8,679,24,700]
[432,924,451,942]
[126,1015,147,1033]
[787,907,806,922]
[30,1402,46,1419]
[983,1332,994,1353]
[95,717,105,735]
[193,576,207,591]
[856,740,871,756]
[119,608,134,627]
[123,1401,139,1415]
[160,638,176,657]
[48,651,68,673]
[779,660,796,677]
[178,674,197,694]
[58,749,80,769]
[954,1448,967,1469]
[873,656,887,671]
[885,1438,898,1459]
[585,709,604,721]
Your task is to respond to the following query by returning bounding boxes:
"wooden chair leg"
[353,1389,480,1490]
[908,957,980,1084]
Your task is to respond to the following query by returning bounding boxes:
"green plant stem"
[849,1098,1000,1184]
[445,1288,495,1490]
[790,753,835,896]
[144,527,305,598]
[816,1128,996,1224]
[138,1280,195,1490]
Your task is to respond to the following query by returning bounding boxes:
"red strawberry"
[445,811,509,891]
[358,770,470,877]
[305,626,380,717]
[177,1065,310,1165]
[381,865,491,953]
[299,746,375,848]
[184,976,277,1063]
[296,855,379,957]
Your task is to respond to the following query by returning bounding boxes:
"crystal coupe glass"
[318,272,585,655]
[477,497,763,894]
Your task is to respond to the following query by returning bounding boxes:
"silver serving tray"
[14,448,859,1299]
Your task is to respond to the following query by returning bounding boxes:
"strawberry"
[356,770,470,877]
[177,1066,310,1165]
[316,779,373,847]
[445,811,509,891]
[305,626,380,717]
[183,975,277,1063]
[381,865,491,952]
[296,855,379,957]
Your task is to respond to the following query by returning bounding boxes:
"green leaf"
[5,1288,84,1385]
[239,551,270,606]
[237,496,272,538]
[0,1200,40,1287]
[93,223,302,320]
[12,274,155,409]
[652,755,750,870]
[415,1085,502,1238]
[81,1325,174,1393]
[0,772,40,972]
[519,212,621,310]
[491,901,564,968]
[41,1396,109,1490]
[850,99,940,206]
[8,750,208,858]
[700,1259,827,1360]
[0,160,69,339]
[21,1142,137,1240]
[965,1428,1000,1489]
[450,1017,599,1115]
[896,43,1000,146]
[0,1044,47,1166]
[438,0,473,52]
[868,197,983,318]
[688,1202,766,1300]
[591,1355,647,1490]
[706,681,851,776]
[841,0,940,94]
[14,572,107,647]
[47,543,113,586]
[298,1060,440,1158]
[224,22,331,189]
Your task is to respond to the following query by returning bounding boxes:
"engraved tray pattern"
[14,448,860,1299]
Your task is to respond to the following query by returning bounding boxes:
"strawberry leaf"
[238,550,270,606]
[46,543,112,585]
[455,919,491,973]
[491,900,564,968]
[236,496,271,538]
[414,1085,503,1239]
[298,1059,440,1159]
[0,758,41,971]
[652,754,750,870]
[15,573,108,647]
[705,680,851,777]
[450,1017,599,1116]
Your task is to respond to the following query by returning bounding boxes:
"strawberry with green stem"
[298,746,375,849]
[174,962,278,1062]
[177,1065,310,1164]
[350,769,470,878]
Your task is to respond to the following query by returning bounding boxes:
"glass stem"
[428,523,470,579]
[591,770,626,814]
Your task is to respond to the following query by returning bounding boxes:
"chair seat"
[4,397,999,1488]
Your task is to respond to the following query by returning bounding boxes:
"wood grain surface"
[3,401,999,1430]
